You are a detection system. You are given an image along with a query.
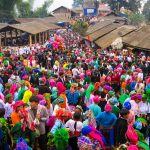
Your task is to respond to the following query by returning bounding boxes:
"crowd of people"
[0,28,150,150]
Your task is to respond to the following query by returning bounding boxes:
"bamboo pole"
[29,34,32,46]
[34,34,37,44]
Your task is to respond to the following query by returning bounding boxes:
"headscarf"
[85,84,94,100]
[49,79,56,88]
[22,75,29,80]
[55,109,72,121]
[5,94,12,103]
[109,97,118,105]
[5,83,11,89]
[54,128,69,150]
[81,126,105,149]
[13,101,24,111]
[85,110,97,128]
[22,90,32,104]
[18,88,26,100]
[56,82,66,95]
[119,94,129,104]
[123,101,131,110]
[104,104,112,112]
[9,84,18,96]
[109,91,115,97]
[103,85,112,91]
[78,136,93,150]
[43,93,51,109]
[52,96,64,105]
[131,94,142,101]
[51,87,58,100]
[18,109,35,132]
[93,95,100,104]
[94,82,101,92]
[39,100,47,106]
[38,94,44,100]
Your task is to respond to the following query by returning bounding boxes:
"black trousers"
[38,134,47,150]
[68,137,79,150]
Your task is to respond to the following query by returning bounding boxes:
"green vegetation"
[72,20,88,36]
[128,12,145,26]
[143,0,150,22]
[101,0,141,13]
[0,0,53,22]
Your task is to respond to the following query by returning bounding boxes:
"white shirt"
[4,103,13,119]
[130,100,139,116]
[127,57,132,62]
[72,68,80,77]
[48,104,53,117]
[0,99,5,109]
[138,73,143,81]
[52,105,60,116]
[135,83,145,93]
[65,119,83,132]
[138,101,149,115]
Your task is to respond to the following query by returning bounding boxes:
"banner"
[83,8,97,16]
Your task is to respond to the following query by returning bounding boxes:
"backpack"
[126,125,138,145]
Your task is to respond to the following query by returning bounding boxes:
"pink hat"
[104,104,112,112]
[29,87,35,93]
[49,79,56,88]
[93,95,100,104]
[38,94,44,100]
[135,68,141,73]
[131,94,142,100]
[104,85,112,91]
[86,70,91,76]
[13,101,24,111]
[84,84,89,89]
[80,73,84,80]
[56,82,66,94]
[105,76,111,83]
[39,100,47,106]
[22,75,29,80]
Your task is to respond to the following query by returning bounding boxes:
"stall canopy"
[123,25,150,51]
[84,23,121,41]
[95,25,136,48]
[86,20,112,35]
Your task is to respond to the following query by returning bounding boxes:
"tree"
[17,1,33,18]
[143,0,150,21]
[128,12,145,26]
[102,0,128,13]
[72,0,83,8]
[127,0,141,13]
[72,20,88,36]
[32,0,53,18]
[0,0,22,22]
[0,0,53,22]
[101,0,141,13]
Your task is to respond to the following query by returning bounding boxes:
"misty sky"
[33,0,73,12]
[33,0,147,12]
